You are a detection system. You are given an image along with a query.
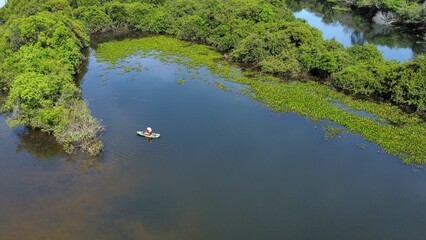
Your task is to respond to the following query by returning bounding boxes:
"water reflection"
[15,128,65,160]
[351,31,365,45]
[292,8,425,61]
[0,116,103,172]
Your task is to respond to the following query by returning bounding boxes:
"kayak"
[137,131,161,138]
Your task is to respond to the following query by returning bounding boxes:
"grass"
[96,36,426,164]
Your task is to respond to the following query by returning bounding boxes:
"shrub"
[7,15,57,51]
[104,1,128,27]
[137,7,170,33]
[347,43,384,63]
[389,55,426,111]
[5,72,68,127]
[333,62,386,96]
[74,6,113,33]
[54,100,104,156]
[231,33,268,63]
[125,3,153,28]
[300,48,338,77]
[174,15,207,41]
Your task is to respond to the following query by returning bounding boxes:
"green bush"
[260,54,301,74]
[4,72,69,127]
[379,0,406,11]
[7,15,57,51]
[324,39,350,71]
[334,63,384,95]
[300,48,338,76]
[125,3,153,28]
[398,2,425,21]
[389,55,426,111]
[231,33,269,63]
[137,7,171,33]
[74,6,113,33]
[174,15,207,41]
[104,1,128,27]
[347,43,384,63]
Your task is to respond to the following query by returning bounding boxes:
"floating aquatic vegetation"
[214,82,231,92]
[177,78,187,85]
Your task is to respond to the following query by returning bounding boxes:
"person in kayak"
[144,127,152,136]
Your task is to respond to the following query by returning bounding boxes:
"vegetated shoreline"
[0,0,424,160]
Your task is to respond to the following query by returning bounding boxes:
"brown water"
[1,46,426,239]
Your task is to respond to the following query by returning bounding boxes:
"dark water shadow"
[15,128,65,160]
[90,28,153,49]
[14,127,104,171]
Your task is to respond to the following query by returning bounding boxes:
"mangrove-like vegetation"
[0,0,104,155]
[0,0,425,162]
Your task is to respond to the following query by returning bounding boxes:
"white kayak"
[137,131,161,138]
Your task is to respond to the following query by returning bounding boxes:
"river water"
[292,7,426,61]
[1,42,426,239]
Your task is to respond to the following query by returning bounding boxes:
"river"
[1,36,426,239]
[291,4,426,61]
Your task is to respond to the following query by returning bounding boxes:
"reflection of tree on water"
[350,31,365,45]
[16,128,64,160]
[16,128,103,171]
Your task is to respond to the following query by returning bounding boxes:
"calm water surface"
[293,9,425,61]
[1,46,426,239]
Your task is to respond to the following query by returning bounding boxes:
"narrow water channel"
[292,7,426,61]
[1,40,426,239]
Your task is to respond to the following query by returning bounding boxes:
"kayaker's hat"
[147,127,152,131]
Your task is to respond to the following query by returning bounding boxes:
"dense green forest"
[0,0,425,156]
[0,0,104,155]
